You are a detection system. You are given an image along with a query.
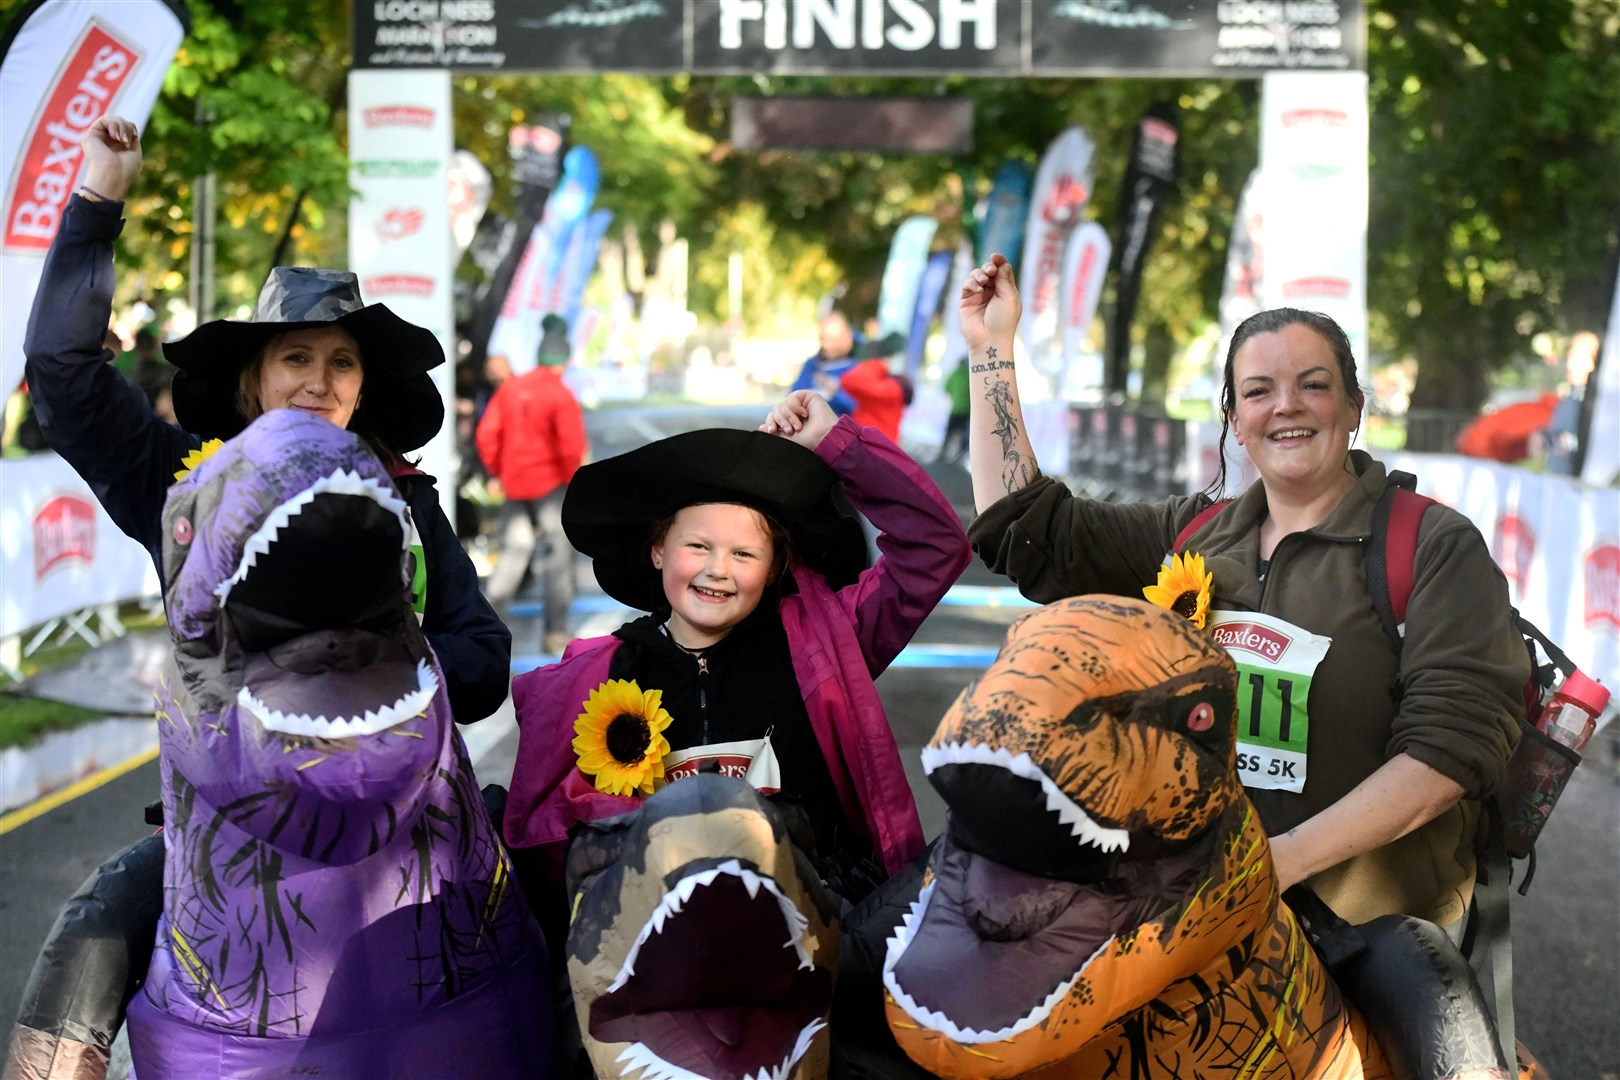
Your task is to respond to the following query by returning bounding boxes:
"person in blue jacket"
[24,114,510,724]
[791,311,860,416]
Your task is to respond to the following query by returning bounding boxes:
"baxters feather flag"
[877,215,938,340]
[0,0,188,399]
[1019,127,1095,383]
[1060,222,1111,395]
[977,159,1033,268]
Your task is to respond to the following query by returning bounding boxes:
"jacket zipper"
[696,655,710,744]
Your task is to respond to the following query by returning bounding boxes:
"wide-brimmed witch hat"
[164,268,445,452]
[562,428,869,612]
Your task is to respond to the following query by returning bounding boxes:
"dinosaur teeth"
[604,859,813,997]
[922,741,1131,855]
[215,468,412,604]
[614,1019,827,1080]
[882,879,1114,1044]
[239,659,438,738]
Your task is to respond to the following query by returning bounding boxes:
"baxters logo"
[1584,543,1620,632]
[34,495,96,580]
[6,23,139,252]
[364,105,434,128]
[1281,108,1348,128]
[1492,513,1535,596]
[376,207,424,241]
[1282,277,1350,301]
[364,274,434,297]
[1040,176,1090,225]
[1211,621,1291,663]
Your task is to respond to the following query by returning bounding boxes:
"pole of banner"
[190,102,215,323]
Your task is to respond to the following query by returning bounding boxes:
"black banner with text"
[354,0,1364,76]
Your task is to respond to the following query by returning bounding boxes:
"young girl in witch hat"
[503,390,970,947]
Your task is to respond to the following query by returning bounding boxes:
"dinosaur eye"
[172,517,193,545]
[1187,702,1214,732]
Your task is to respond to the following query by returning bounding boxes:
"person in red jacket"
[477,314,587,654]
[840,331,912,442]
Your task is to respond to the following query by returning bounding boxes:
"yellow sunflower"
[573,679,674,797]
[173,439,225,482]
[1144,550,1213,629]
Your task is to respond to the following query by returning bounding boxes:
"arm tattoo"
[986,375,1034,492]
[969,345,1014,375]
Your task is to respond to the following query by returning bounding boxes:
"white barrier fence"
[0,453,159,642]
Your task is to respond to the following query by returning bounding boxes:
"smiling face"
[653,502,777,649]
[1228,323,1363,499]
[254,326,365,430]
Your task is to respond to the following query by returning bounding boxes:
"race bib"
[405,512,427,621]
[661,735,782,795]
[1206,611,1331,793]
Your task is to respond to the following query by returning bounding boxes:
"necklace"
[660,622,711,659]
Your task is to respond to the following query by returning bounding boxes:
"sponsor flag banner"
[939,240,975,370]
[490,142,598,374]
[977,159,1033,268]
[349,69,455,512]
[1106,101,1179,395]
[876,215,938,340]
[554,207,614,337]
[1019,126,1095,383]
[1,0,186,400]
[1581,257,1620,487]
[0,455,159,637]
[465,117,568,368]
[906,250,954,378]
[1060,221,1111,394]
[448,148,492,257]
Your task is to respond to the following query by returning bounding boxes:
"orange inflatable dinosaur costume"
[882,596,1540,1080]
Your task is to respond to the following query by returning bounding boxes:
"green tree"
[1367,0,1620,413]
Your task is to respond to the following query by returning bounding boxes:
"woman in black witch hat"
[23,115,510,723]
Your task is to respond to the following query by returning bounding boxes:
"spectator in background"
[791,311,859,416]
[122,329,175,410]
[940,355,971,465]
[840,331,911,443]
[477,314,588,655]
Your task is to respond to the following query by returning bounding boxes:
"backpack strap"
[1365,471,1436,653]
[1173,499,1232,555]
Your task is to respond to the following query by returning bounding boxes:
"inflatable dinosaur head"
[134,410,549,1073]
[885,595,1260,1078]
[163,409,436,756]
[566,773,839,1080]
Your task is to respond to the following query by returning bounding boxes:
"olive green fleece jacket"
[969,450,1527,927]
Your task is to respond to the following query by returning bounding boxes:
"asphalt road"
[2,402,1615,1077]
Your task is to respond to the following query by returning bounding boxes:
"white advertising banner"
[347,69,456,519]
[1388,453,1618,694]
[0,454,160,637]
[1581,259,1620,487]
[1,0,185,400]
[1258,72,1369,361]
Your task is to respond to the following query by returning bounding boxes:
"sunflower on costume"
[573,679,674,797]
[1144,550,1213,629]
[173,439,225,482]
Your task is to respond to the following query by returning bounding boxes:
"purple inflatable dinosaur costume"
[124,410,550,1077]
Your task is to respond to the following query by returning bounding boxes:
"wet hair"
[650,502,795,586]
[1207,308,1366,497]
